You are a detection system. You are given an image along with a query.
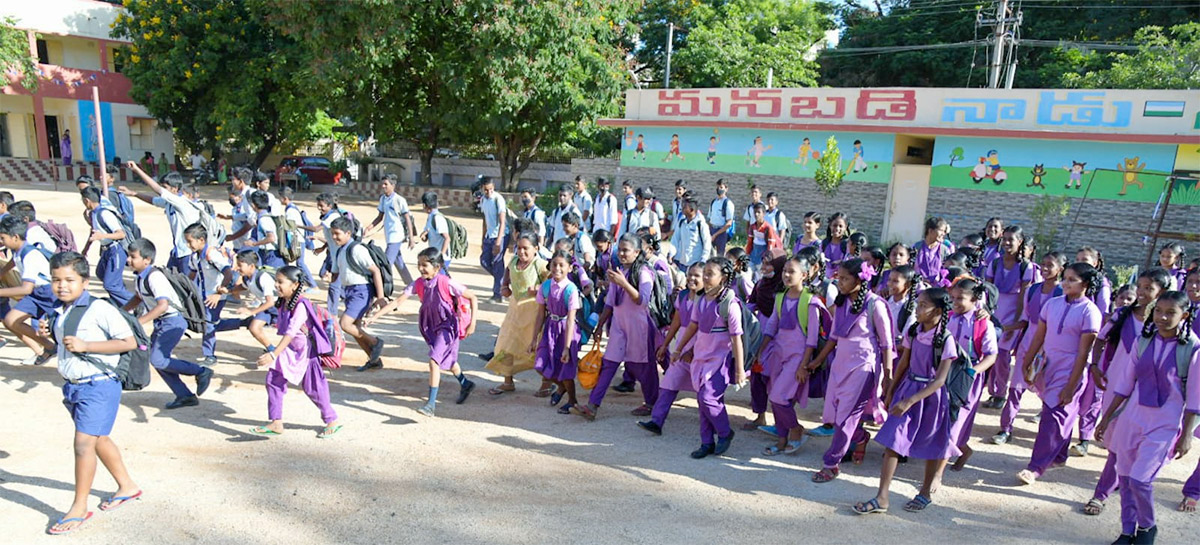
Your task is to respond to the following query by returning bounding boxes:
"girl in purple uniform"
[725,248,753,301]
[877,243,913,298]
[1157,242,1187,290]
[800,259,895,483]
[672,257,748,458]
[1180,268,1200,514]
[370,248,479,417]
[946,278,998,471]
[762,252,828,455]
[979,217,1004,275]
[640,263,704,435]
[854,288,958,515]
[1073,246,1114,455]
[1016,262,1103,485]
[531,251,582,414]
[1096,291,1198,544]
[821,212,850,279]
[791,211,822,256]
[981,226,1035,410]
[576,234,657,421]
[993,251,1066,444]
[1082,268,1171,516]
[743,249,787,431]
[912,217,951,284]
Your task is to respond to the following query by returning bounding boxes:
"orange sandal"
[812,467,840,483]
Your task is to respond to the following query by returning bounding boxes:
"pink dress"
[766,292,828,409]
[875,325,961,459]
[603,266,654,364]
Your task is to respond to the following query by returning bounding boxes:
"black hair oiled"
[706,256,736,290]
[836,258,870,314]
[1067,262,1102,298]
[909,287,953,354]
[725,247,751,274]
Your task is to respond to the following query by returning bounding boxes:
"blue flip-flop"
[48,511,93,535]
[99,490,143,512]
[853,498,887,515]
[905,494,933,512]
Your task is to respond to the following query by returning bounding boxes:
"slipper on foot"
[904,494,932,512]
[48,512,93,535]
[1083,498,1105,516]
[249,426,281,436]
[317,424,343,439]
[99,490,143,512]
[853,498,887,515]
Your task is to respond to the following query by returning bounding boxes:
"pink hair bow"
[858,263,877,282]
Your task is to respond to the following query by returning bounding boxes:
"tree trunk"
[250,137,277,171]
[493,132,543,193]
[417,146,435,186]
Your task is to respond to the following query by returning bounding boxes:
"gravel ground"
[1,181,1197,544]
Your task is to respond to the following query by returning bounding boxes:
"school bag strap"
[773,290,816,336]
[1138,330,1198,389]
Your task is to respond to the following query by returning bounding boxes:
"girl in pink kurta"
[946,279,999,471]
[762,252,828,455]
[671,256,748,459]
[1181,268,1200,513]
[531,251,582,414]
[1016,262,1103,485]
[1096,291,1199,544]
[1073,246,1115,455]
[250,266,340,438]
[575,234,657,421]
[854,288,958,515]
[1082,268,1171,516]
[640,263,704,435]
[982,225,1035,411]
[800,258,894,483]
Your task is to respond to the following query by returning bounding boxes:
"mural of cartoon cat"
[1028,164,1046,189]
[1117,156,1146,196]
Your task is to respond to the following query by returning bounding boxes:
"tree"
[112,0,322,167]
[1062,23,1200,89]
[1,16,37,92]
[459,0,637,191]
[949,146,964,166]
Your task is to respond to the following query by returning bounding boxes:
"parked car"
[274,156,343,190]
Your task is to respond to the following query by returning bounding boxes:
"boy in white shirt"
[591,178,620,236]
[708,179,735,255]
[185,223,234,366]
[547,186,579,248]
[123,238,214,409]
[7,201,58,252]
[364,174,416,286]
[244,191,286,268]
[0,215,58,365]
[120,164,201,276]
[573,176,593,231]
[520,189,547,244]
[218,167,256,249]
[81,187,134,306]
[561,211,596,268]
[419,192,453,273]
[278,186,316,286]
[211,250,279,353]
[313,193,348,314]
[254,172,285,216]
[476,177,507,301]
[330,217,388,371]
[41,251,141,535]
[622,187,660,237]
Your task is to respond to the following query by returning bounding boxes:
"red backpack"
[413,275,473,339]
[299,298,346,369]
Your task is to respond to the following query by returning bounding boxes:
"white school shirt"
[91,207,125,248]
[255,211,279,252]
[229,187,254,249]
[548,204,580,246]
[523,205,547,243]
[480,193,506,240]
[284,205,305,234]
[17,244,51,287]
[26,224,58,253]
[152,190,201,258]
[623,193,636,212]
[137,267,181,317]
[191,246,232,298]
[592,191,619,234]
[574,190,594,227]
[571,231,596,266]
[624,206,659,234]
[670,212,713,267]
[425,210,450,258]
[55,295,134,381]
[378,193,411,244]
[334,242,375,287]
[743,201,763,224]
[320,209,344,252]
[245,269,277,301]
[265,191,285,216]
[765,209,789,236]
[709,197,734,229]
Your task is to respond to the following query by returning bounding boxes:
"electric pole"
[664,23,674,88]
[978,0,1023,88]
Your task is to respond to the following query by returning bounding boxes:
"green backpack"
[272,215,304,263]
[446,215,468,259]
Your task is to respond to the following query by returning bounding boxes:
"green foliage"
[668,0,832,88]
[1109,264,1138,288]
[1,16,36,92]
[814,136,844,197]
[949,146,964,166]
[1062,23,1200,90]
[1028,194,1071,251]
[112,0,322,166]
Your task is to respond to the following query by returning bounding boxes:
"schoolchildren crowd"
[1,171,1197,544]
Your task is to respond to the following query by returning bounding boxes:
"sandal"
[904,494,932,512]
[782,437,807,454]
[1083,498,1105,516]
[99,490,143,512]
[1178,497,1198,512]
[48,512,93,535]
[812,467,840,483]
[571,404,596,421]
[762,445,786,456]
[851,432,871,464]
[489,385,515,395]
[534,385,557,398]
[1016,469,1038,485]
[557,403,574,415]
[853,498,887,515]
[549,392,564,406]
[317,424,343,439]
[249,425,282,436]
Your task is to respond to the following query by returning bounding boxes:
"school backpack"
[184,199,227,248]
[717,289,763,371]
[140,266,209,334]
[34,219,77,253]
[111,191,136,222]
[57,298,152,391]
[930,318,987,422]
[334,208,364,240]
[544,280,593,344]
[445,214,469,260]
[977,280,1003,331]
[644,264,675,329]
[298,297,345,369]
[271,214,305,264]
[289,204,316,250]
[98,206,141,248]
[1134,329,1197,388]
[413,274,473,340]
[344,240,395,298]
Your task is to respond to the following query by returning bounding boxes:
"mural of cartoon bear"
[1117,156,1146,196]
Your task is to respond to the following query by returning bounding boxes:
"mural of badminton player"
[846,139,868,174]
[793,137,812,167]
[746,136,772,168]
[707,131,720,165]
[663,134,684,163]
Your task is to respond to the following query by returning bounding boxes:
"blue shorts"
[253,308,279,325]
[342,284,374,321]
[13,284,56,319]
[62,376,122,436]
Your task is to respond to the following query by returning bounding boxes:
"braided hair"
[1042,251,1068,280]
[639,232,661,256]
[726,247,751,274]
[848,232,868,257]
[960,232,984,252]
[1141,290,1194,340]
[618,232,648,282]
[892,264,921,327]
[796,245,826,294]
[836,258,872,314]
[909,287,953,354]
[1077,246,1106,274]
[1001,225,1029,267]
[706,256,737,291]
[862,245,886,292]
[1159,242,1186,268]
[274,265,308,313]
[954,277,987,308]
[1067,262,1102,298]
[823,212,849,249]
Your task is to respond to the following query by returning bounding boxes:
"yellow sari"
[485,256,548,377]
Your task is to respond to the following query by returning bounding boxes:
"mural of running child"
[745,136,772,168]
[663,134,684,162]
[846,139,868,173]
[1063,160,1088,190]
[634,134,647,161]
[707,130,720,165]
[793,137,812,166]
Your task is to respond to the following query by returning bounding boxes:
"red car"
[274,156,343,190]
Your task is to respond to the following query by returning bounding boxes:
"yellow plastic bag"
[577,342,603,390]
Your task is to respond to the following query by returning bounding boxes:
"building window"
[111,47,125,73]
[36,39,49,64]
[129,118,156,150]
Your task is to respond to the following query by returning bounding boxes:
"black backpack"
[56,298,152,391]
[641,263,674,329]
[345,240,395,297]
[914,322,982,422]
[98,206,142,247]
[140,267,209,334]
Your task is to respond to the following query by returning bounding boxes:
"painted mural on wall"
[930,136,1197,205]
[620,126,893,183]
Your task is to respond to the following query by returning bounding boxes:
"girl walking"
[530,251,583,414]
[486,232,549,394]
[947,278,999,471]
[640,263,704,435]
[1074,246,1114,455]
[981,226,1035,410]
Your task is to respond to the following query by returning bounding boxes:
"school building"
[586,87,1200,268]
[0,0,174,182]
